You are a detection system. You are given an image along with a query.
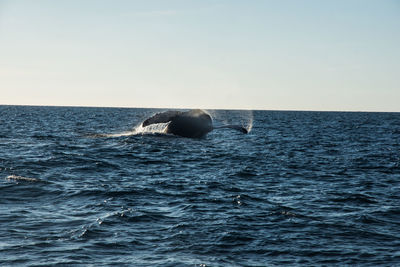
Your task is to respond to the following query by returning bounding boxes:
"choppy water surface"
[1,105,399,266]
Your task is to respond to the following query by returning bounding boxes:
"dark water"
[1,105,400,266]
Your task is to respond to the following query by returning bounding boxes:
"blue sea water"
[0,105,399,266]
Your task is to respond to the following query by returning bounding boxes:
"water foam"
[6,175,39,182]
[94,122,170,138]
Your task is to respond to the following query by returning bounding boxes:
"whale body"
[142,109,248,138]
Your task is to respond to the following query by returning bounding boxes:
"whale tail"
[214,125,248,134]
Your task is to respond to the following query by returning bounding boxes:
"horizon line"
[1,103,399,113]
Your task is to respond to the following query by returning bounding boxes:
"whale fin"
[142,111,183,127]
[214,125,248,134]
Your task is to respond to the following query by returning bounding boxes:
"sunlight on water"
[1,106,400,266]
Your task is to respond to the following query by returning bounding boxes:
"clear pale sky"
[1,0,399,111]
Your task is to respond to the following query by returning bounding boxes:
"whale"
[141,109,248,138]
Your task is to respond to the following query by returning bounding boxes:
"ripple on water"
[0,107,399,265]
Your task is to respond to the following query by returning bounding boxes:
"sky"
[0,0,399,111]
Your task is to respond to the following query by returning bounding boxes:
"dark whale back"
[167,109,213,138]
[141,109,246,138]
[141,109,213,138]
[142,110,182,127]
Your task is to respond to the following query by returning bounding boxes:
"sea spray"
[206,109,254,133]
[90,122,170,138]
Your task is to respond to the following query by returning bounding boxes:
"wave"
[5,175,40,182]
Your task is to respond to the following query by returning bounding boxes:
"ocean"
[0,105,399,266]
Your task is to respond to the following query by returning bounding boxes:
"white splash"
[94,122,170,138]
[134,122,170,135]
[247,113,254,133]
[6,175,39,182]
